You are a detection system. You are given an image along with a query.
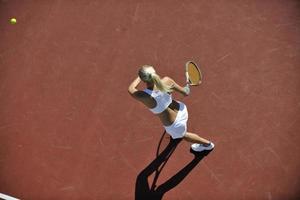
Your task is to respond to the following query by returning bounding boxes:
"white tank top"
[144,89,172,114]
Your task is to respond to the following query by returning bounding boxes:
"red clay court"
[0,0,300,199]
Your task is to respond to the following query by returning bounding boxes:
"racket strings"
[187,63,201,85]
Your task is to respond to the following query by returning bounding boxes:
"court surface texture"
[0,0,299,199]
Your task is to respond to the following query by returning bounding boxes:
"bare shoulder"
[162,76,185,95]
[161,76,175,86]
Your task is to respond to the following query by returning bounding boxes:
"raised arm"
[128,77,141,94]
[163,77,190,96]
[128,76,148,101]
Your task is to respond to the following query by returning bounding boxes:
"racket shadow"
[135,131,212,200]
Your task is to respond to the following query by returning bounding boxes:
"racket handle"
[185,72,189,84]
[183,84,190,95]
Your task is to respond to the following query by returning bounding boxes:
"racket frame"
[185,61,202,86]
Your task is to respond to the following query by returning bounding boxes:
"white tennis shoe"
[191,142,215,152]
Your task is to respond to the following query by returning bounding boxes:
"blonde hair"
[138,65,172,93]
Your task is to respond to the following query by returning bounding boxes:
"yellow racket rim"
[186,61,202,85]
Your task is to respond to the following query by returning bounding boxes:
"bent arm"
[165,77,189,96]
[128,77,141,95]
[128,77,148,101]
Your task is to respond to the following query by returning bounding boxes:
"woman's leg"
[183,132,211,146]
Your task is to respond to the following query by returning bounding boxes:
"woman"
[128,65,214,152]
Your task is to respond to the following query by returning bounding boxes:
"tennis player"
[128,65,214,152]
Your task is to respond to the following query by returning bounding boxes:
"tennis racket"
[185,61,203,86]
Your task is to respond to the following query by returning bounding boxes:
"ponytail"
[139,65,173,93]
[151,73,173,93]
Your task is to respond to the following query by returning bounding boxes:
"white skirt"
[163,101,188,139]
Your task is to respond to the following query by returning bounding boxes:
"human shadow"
[135,131,213,200]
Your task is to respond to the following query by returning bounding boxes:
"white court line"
[0,193,20,200]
